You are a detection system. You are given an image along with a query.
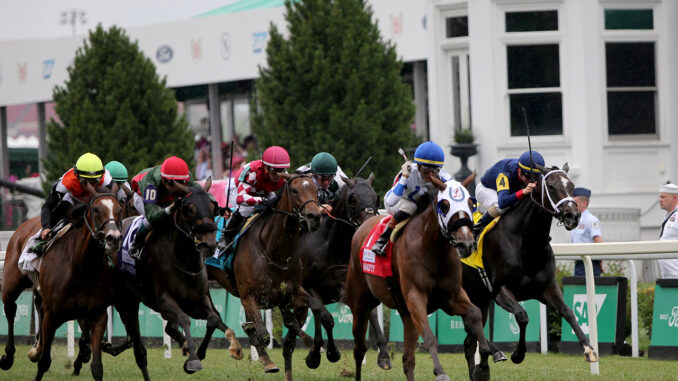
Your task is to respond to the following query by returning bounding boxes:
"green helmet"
[310,152,338,175]
[105,160,128,182]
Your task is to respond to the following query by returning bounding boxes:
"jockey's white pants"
[475,182,507,215]
[385,197,417,216]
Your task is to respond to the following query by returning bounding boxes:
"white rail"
[549,240,678,375]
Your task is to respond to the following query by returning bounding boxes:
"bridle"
[270,174,320,223]
[436,208,473,247]
[325,183,377,228]
[172,191,217,249]
[83,193,121,247]
[529,169,576,223]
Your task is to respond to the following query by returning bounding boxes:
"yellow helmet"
[74,153,104,179]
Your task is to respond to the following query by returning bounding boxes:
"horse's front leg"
[368,306,392,370]
[89,312,107,381]
[0,288,20,370]
[196,293,243,361]
[33,312,57,381]
[448,288,491,381]
[280,287,312,381]
[116,301,150,381]
[494,286,529,364]
[156,294,202,374]
[240,294,278,373]
[73,319,92,376]
[539,279,599,363]
[401,288,447,381]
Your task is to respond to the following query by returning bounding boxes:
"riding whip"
[397,147,408,161]
[224,139,235,214]
[354,156,373,178]
[521,107,535,173]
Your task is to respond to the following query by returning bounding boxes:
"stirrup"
[371,238,388,256]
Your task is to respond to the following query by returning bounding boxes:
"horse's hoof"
[27,347,39,363]
[436,374,451,381]
[326,348,341,363]
[0,354,14,370]
[510,350,525,364]
[285,369,293,381]
[229,347,244,361]
[584,347,599,363]
[72,367,81,376]
[377,353,392,370]
[305,352,321,369]
[473,365,490,381]
[183,359,202,374]
[263,363,280,373]
[493,351,508,362]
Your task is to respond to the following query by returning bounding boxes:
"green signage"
[650,283,678,346]
[493,300,540,342]
[389,309,437,342]
[561,283,618,343]
[224,294,267,338]
[0,291,33,336]
[188,288,228,338]
[281,303,355,340]
[436,311,490,345]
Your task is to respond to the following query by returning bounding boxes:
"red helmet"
[262,146,290,169]
[160,156,190,180]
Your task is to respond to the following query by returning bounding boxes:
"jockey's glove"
[401,161,412,177]
[164,202,175,215]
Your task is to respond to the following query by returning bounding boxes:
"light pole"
[60,9,87,36]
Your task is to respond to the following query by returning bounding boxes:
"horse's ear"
[280,172,291,181]
[342,176,354,188]
[111,181,120,196]
[86,182,97,196]
[462,170,476,188]
[203,176,212,192]
[173,181,190,195]
[562,163,569,173]
[535,163,549,173]
[366,172,374,185]
[430,176,447,191]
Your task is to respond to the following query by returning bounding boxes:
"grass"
[1,345,677,381]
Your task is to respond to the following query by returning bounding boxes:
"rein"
[83,193,121,246]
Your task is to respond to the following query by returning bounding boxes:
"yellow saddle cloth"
[461,215,501,269]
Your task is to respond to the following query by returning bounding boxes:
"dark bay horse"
[207,173,322,380]
[345,178,492,381]
[286,175,390,370]
[25,189,123,381]
[110,179,242,376]
[462,163,598,379]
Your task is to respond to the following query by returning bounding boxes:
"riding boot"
[217,211,246,253]
[472,212,494,240]
[371,226,393,256]
[129,224,149,261]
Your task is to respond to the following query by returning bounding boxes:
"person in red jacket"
[217,146,290,251]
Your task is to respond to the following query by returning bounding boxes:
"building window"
[446,16,468,38]
[506,11,558,32]
[603,9,656,137]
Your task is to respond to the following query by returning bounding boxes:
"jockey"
[371,141,451,256]
[128,156,207,260]
[34,152,106,253]
[472,150,544,237]
[296,152,347,212]
[104,160,144,215]
[217,146,290,251]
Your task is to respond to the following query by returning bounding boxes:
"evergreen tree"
[253,0,418,194]
[44,25,193,192]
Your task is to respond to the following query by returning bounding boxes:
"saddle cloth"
[360,216,394,278]
[118,215,145,276]
[205,213,259,271]
[18,222,71,275]
[461,216,500,269]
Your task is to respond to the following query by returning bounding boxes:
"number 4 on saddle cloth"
[360,215,410,278]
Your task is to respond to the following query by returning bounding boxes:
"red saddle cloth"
[360,215,394,278]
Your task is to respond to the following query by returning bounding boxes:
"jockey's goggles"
[419,165,440,174]
[166,179,187,185]
[268,167,287,174]
[314,174,334,182]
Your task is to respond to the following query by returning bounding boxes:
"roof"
[195,0,298,18]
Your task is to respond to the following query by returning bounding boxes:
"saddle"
[30,220,71,255]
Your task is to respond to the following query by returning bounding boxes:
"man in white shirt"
[657,183,678,278]
[571,187,604,276]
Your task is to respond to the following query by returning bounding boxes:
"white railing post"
[266,309,273,349]
[107,307,113,343]
[540,302,548,354]
[162,320,171,358]
[67,320,75,358]
[582,256,599,376]
[627,260,638,357]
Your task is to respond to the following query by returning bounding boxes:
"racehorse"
[19,187,123,381]
[206,173,322,380]
[109,178,243,375]
[284,174,390,370]
[345,177,492,381]
[0,183,123,374]
[461,163,598,379]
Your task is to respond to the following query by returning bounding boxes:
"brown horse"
[207,173,322,380]
[18,189,123,381]
[462,163,597,378]
[345,177,492,381]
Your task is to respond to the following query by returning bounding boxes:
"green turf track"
[1,345,677,380]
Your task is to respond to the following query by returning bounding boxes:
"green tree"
[253,0,418,194]
[44,25,193,192]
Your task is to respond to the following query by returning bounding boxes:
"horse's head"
[341,173,378,226]
[281,173,323,231]
[173,178,218,257]
[534,163,580,230]
[84,183,123,257]
[431,177,475,258]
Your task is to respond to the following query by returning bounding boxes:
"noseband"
[529,170,576,222]
[436,209,473,246]
[172,193,217,249]
[83,193,121,246]
[271,174,319,223]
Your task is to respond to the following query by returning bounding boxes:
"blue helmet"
[518,151,545,174]
[414,141,444,167]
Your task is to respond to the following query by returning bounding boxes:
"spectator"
[658,183,678,278]
[571,187,603,276]
[195,149,212,180]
